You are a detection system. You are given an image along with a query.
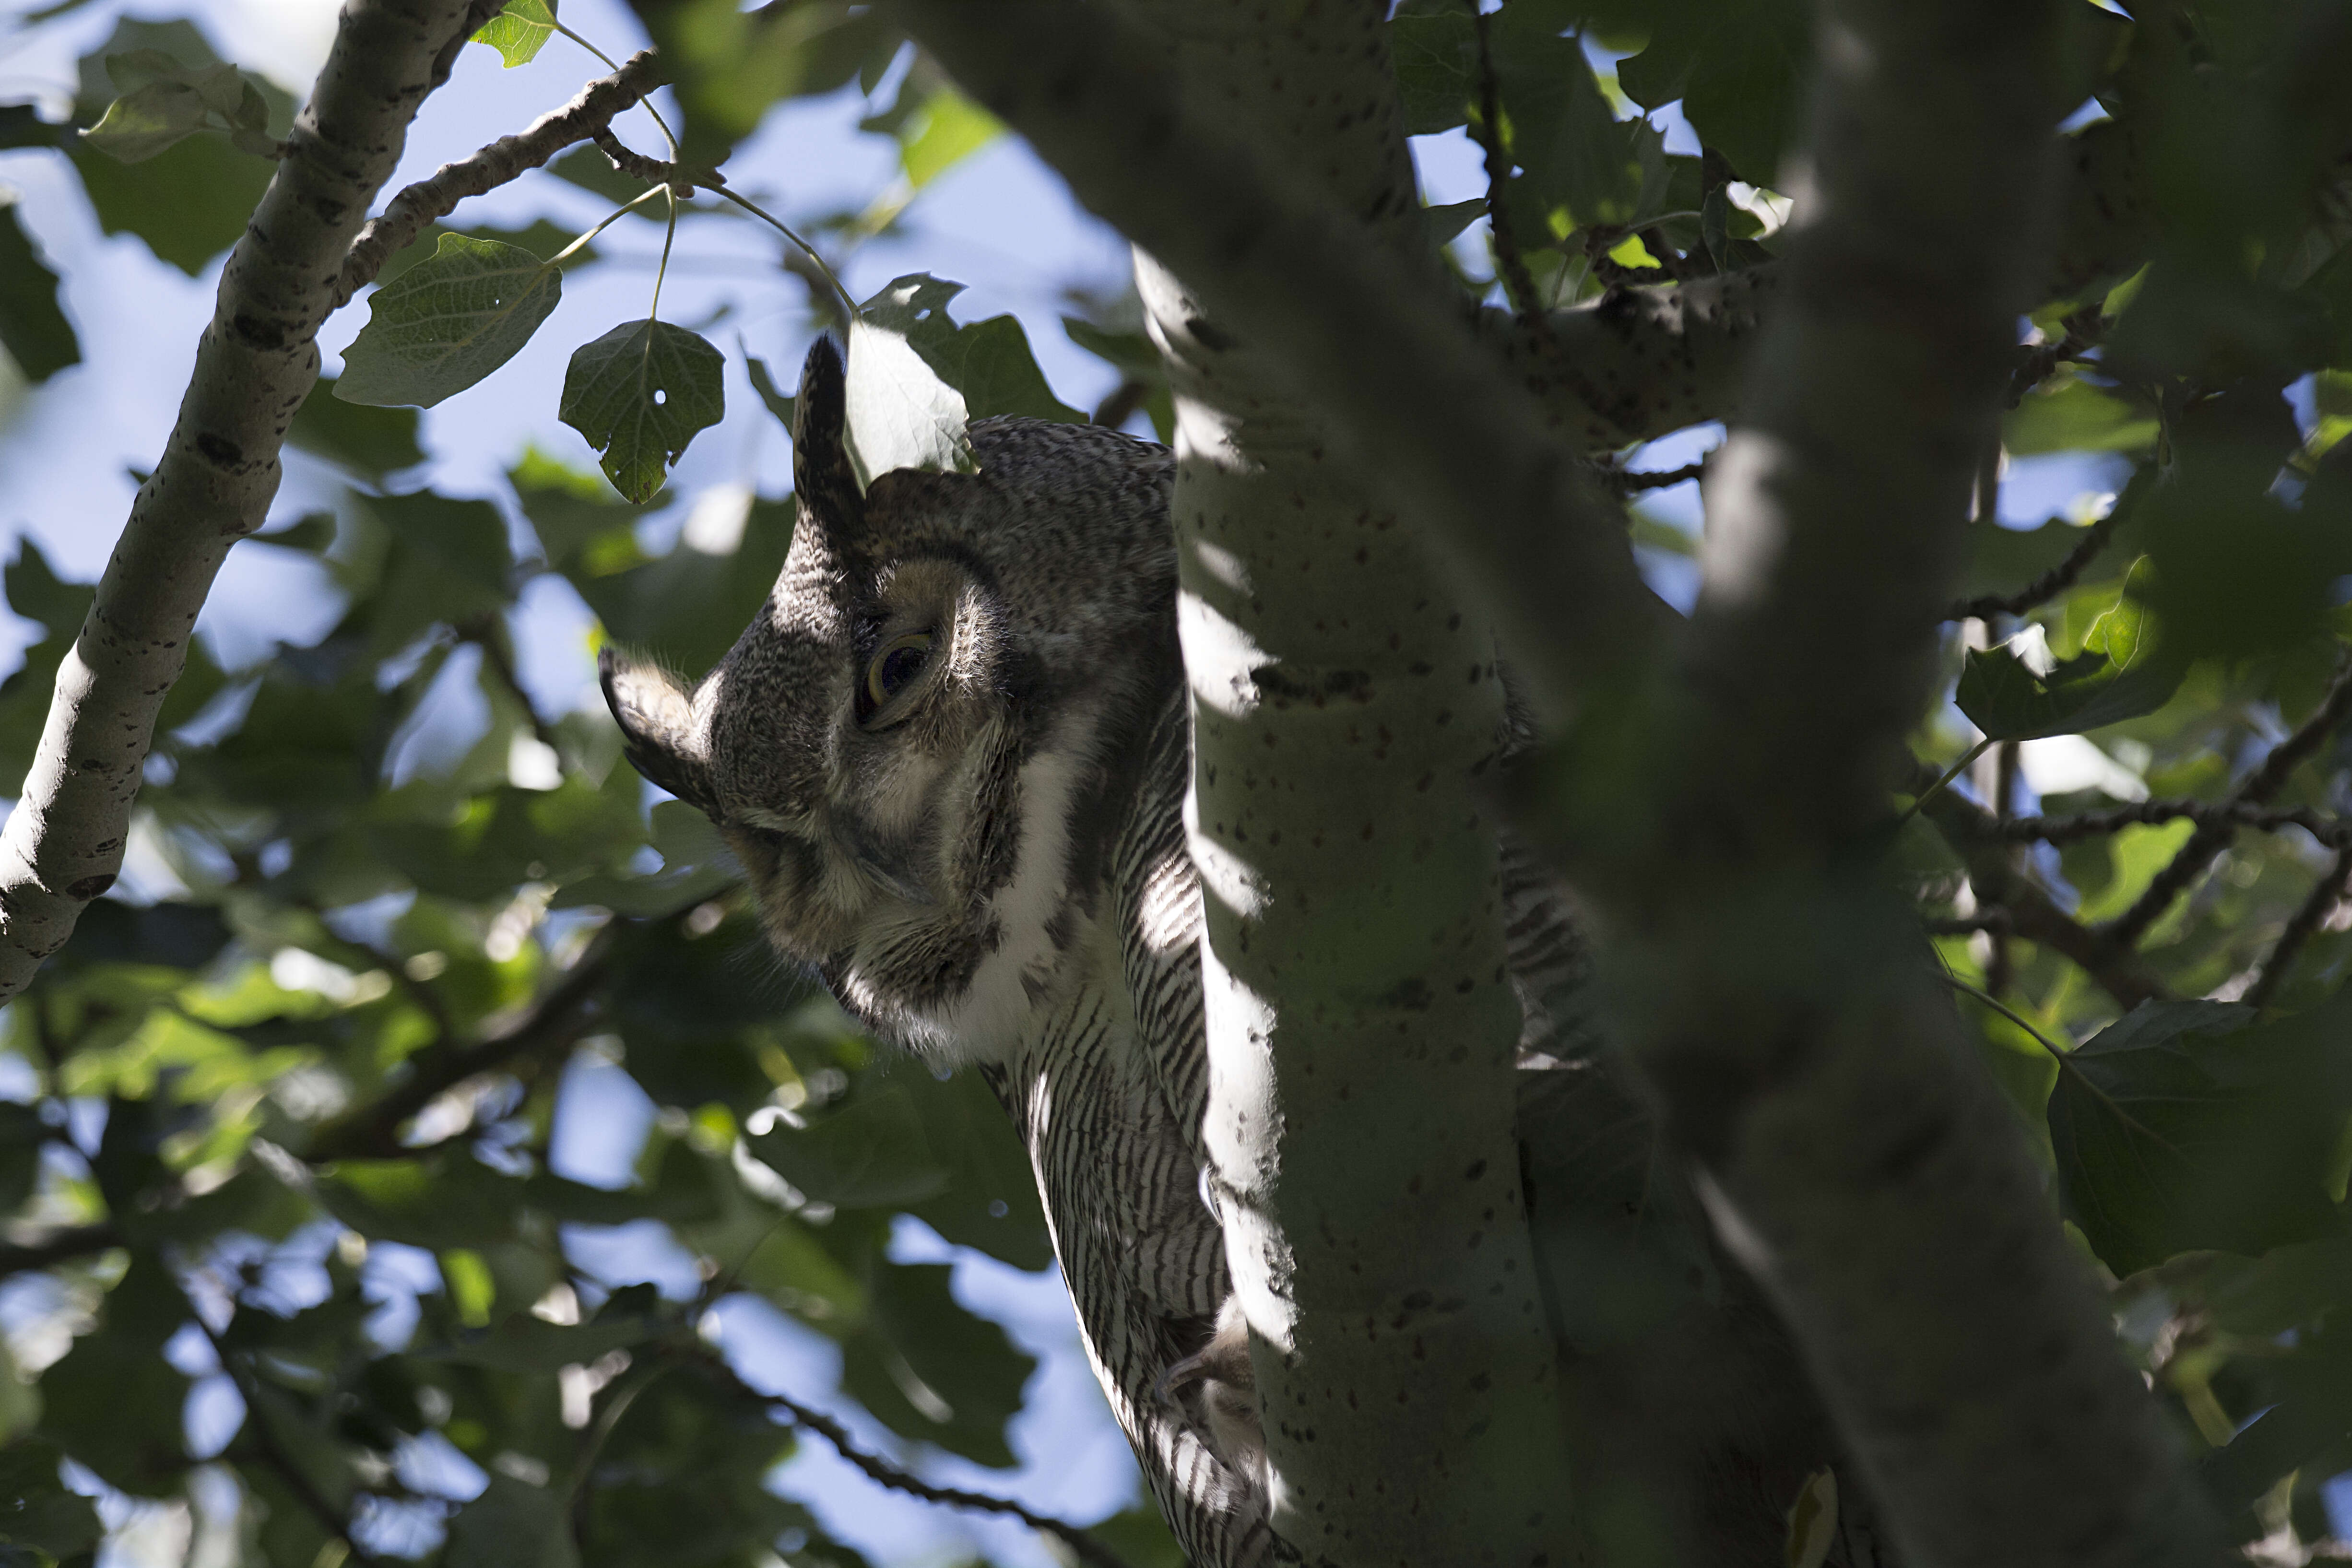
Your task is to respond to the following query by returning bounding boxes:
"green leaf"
[67,22,288,274]
[745,1085,950,1208]
[841,1261,1034,1468]
[897,90,999,190]
[845,273,1083,488]
[558,319,727,503]
[1955,578,2184,741]
[2049,995,2352,1277]
[473,0,559,68]
[0,1441,101,1558]
[314,1155,524,1250]
[2005,376,2159,457]
[446,1476,580,1568]
[745,353,795,430]
[1389,4,1476,135]
[289,377,424,481]
[81,78,210,163]
[336,234,562,409]
[36,1257,190,1492]
[0,201,77,383]
[423,1310,657,1372]
[846,308,977,488]
[378,221,599,286]
[896,1067,1052,1271]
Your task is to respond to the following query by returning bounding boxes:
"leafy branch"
[2106,652,2352,944]
[1463,0,1544,323]
[1992,799,2350,849]
[194,1310,389,1568]
[2245,845,2352,1010]
[1943,506,2123,622]
[305,922,622,1161]
[0,0,506,1009]
[335,47,668,304]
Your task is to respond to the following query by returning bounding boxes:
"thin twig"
[1464,0,1545,324]
[1994,800,2349,849]
[1942,508,2122,622]
[2245,846,2352,1011]
[2106,652,2352,944]
[716,1363,1134,1568]
[335,49,669,304]
[2005,310,2106,409]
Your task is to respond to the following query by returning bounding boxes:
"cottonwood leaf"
[746,1085,951,1208]
[81,77,210,162]
[744,351,795,429]
[473,0,558,68]
[1956,583,2182,740]
[2049,995,2352,1277]
[0,200,78,382]
[335,234,561,408]
[846,309,977,488]
[558,318,725,503]
[446,1477,579,1568]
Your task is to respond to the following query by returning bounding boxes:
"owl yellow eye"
[861,629,935,722]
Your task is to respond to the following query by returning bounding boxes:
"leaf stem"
[706,186,859,321]
[1900,736,1993,825]
[546,181,671,270]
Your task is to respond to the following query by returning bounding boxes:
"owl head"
[601,338,1179,1063]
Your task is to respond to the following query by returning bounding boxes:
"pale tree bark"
[1570,0,2234,1565]
[903,4,1577,1564]
[899,1,2232,1566]
[0,0,502,999]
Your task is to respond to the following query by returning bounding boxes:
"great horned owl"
[602,341,1880,1568]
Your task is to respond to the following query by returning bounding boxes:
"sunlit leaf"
[846,307,977,488]
[336,234,562,409]
[558,318,726,502]
[473,0,559,68]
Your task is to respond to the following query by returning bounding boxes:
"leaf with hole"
[335,234,562,409]
[473,0,559,68]
[559,319,726,503]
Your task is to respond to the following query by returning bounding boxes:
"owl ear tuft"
[792,335,865,543]
[600,646,719,815]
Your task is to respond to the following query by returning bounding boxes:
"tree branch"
[1942,505,2120,621]
[1996,799,2348,849]
[2105,652,2352,944]
[699,1355,1133,1568]
[889,0,1663,714]
[1921,788,2176,1011]
[304,923,618,1161]
[1464,0,1543,323]
[1576,0,2233,1561]
[0,1222,123,1281]
[335,48,668,304]
[0,0,499,1006]
[2245,845,2352,1011]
